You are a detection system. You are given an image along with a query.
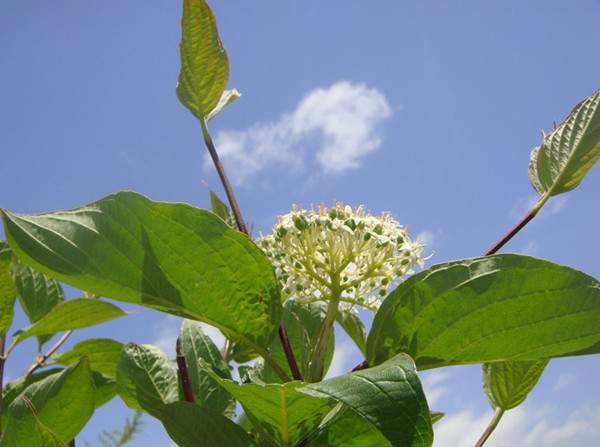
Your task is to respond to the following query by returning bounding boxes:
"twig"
[474,408,504,447]
[278,325,303,381]
[200,119,303,381]
[0,335,6,430]
[482,208,537,256]
[25,331,73,377]
[200,121,248,235]
[176,337,195,403]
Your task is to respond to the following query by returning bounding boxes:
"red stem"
[201,121,303,381]
[176,337,195,403]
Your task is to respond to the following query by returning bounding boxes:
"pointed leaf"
[529,89,600,196]
[206,89,241,122]
[209,190,235,228]
[116,343,178,417]
[53,338,123,378]
[0,242,16,336]
[13,299,126,345]
[179,320,235,417]
[0,359,95,447]
[176,0,229,120]
[482,360,548,410]
[1,192,281,360]
[336,308,367,356]
[262,300,335,382]
[367,254,600,368]
[158,402,254,447]
[300,353,433,447]
[204,367,334,447]
[12,257,65,349]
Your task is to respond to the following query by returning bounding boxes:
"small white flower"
[258,202,424,312]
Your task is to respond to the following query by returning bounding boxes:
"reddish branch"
[201,121,303,381]
[25,330,73,377]
[176,337,195,403]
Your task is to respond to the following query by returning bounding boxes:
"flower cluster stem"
[199,119,303,382]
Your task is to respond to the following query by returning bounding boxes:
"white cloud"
[209,81,392,184]
[325,339,361,379]
[153,316,225,357]
[553,373,576,392]
[434,405,600,447]
[519,240,539,256]
[421,370,450,408]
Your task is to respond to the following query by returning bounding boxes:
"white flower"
[258,202,424,312]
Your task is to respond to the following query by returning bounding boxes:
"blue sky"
[1,1,600,445]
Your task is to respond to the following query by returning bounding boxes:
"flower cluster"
[258,202,424,312]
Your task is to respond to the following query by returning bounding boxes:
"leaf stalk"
[474,407,505,447]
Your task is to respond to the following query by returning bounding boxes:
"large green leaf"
[529,89,600,197]
[92,371,117,409]
[176,0,229,120]
[0,242,16,336]
[0,359,95,447]
[204,367,334,447]
[12,257,65,349]
[116,343,179,417]
[158,402,254,447]
[300,353,433,447]
[482,360,548,410]
[367,254,600,368]
[1,192,282,366]
[53,338,123,378]
[12,299,126,345]
[179,320,235,417]
[336,308,367,356]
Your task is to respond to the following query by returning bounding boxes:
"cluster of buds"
[258,202,424,313]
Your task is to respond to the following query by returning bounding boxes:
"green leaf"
[12,257,65,349]
[430,411,445,425]
[206,89,241,122]
[300,353,433,447]
[179,320,235,417]
[158,402,254,447]
[13,299,126,345]
[482,360,549,410]
[367,254,600,369]
[529,89,600,197]
[262,300,335,382]
[204,367,334,447]
[34,420,69,447]
[0,359,95,447]
[307,406,391,447]
[177,0,229,120]
[1,368,62,429]
[209,190,235,228]
[1,192,282,365]
[92,371,117,409]
[0,241,16,336]
[116,343,178,417]
[53,338,123,378]
[336,308,367,356]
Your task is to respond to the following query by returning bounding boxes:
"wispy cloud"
[434,405,600,446]
[510,194,568,220]
[209,81,392,184]
[553,373,576,392]
[421,369,450,408]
